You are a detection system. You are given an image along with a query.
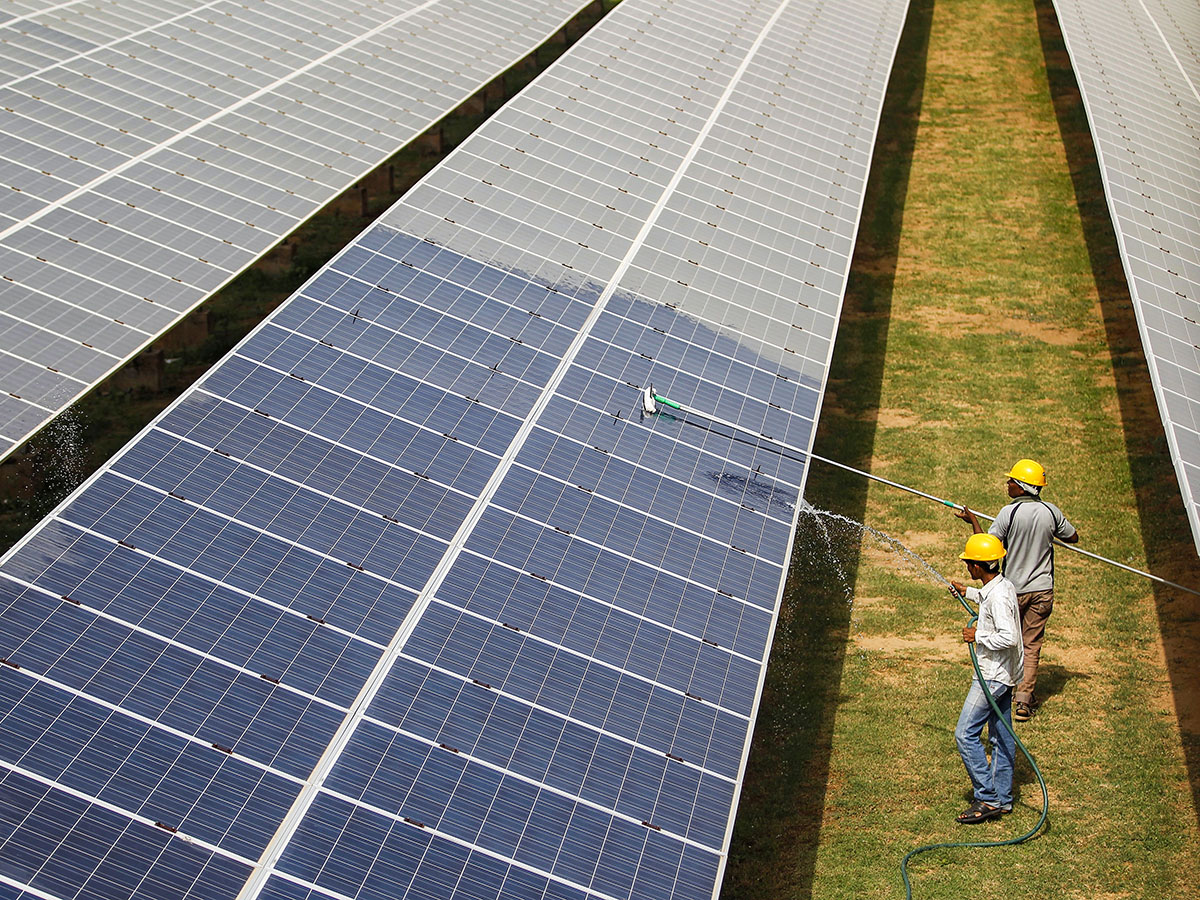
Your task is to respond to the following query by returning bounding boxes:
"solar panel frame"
[0,1,913,898]
[1050,0,1200,553]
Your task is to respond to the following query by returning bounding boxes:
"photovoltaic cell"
[0,0,599,461]
[0,0,911,898]
[1051,0,1200,553]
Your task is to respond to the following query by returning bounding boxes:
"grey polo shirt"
[988,496,1076,593]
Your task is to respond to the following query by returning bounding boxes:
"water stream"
[796,502,960,597]
[762,505,973,748]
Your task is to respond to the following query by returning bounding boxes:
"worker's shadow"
[923,719,1056,824]
[1008,664,1083,802]
[1030,662,1075,708]
[720,1,935,898]
[1012,664,1081,794]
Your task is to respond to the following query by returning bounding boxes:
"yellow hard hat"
[960,533,1006,562]
[1008,458,1046,487]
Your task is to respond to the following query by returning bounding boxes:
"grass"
[723,0,1200,898]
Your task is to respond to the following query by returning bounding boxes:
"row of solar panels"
[1051,0,1200,552]
[0,0,913,898]
[5,0,1197,899]
[0,0,597,458]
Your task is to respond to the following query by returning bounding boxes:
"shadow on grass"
[922,709,1051,803]
[720,2,934,897]
[1034,0,1200,823]
[1029,660,1078,707]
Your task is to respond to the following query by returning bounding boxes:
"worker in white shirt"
[956,458,1078,721]
[949,533,1023,823]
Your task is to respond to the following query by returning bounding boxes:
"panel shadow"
[721,0,935,896]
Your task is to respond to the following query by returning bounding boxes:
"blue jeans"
[955,678,1015,809]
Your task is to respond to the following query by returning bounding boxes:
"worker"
[949,533,1023,823]
[956,458,1078,721]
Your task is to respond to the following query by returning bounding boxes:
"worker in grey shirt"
[956,458,1078,721]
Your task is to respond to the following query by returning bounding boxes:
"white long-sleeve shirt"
[964,575,1023,686]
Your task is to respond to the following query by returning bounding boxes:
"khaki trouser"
[1015,589,1054,706]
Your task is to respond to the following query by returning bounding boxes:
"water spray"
[640,386,1200,597]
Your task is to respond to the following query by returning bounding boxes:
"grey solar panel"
[0,1,910,898]
[0,0,601,461]
[1051,0,1200,553]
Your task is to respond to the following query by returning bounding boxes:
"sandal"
[955,801,1005,824]
[1014,702,1033,722]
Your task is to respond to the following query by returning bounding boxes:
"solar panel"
[0,1,911,898]
[1051,0,1200,553]
[0,0,600,461]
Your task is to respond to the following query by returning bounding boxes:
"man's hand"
[962,626,976,643]
[954,506,983,533]
[949,580,966,596]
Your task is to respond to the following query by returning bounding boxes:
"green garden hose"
[899,584,1049,898]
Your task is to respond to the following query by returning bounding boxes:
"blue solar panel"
[0,0,911,897]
